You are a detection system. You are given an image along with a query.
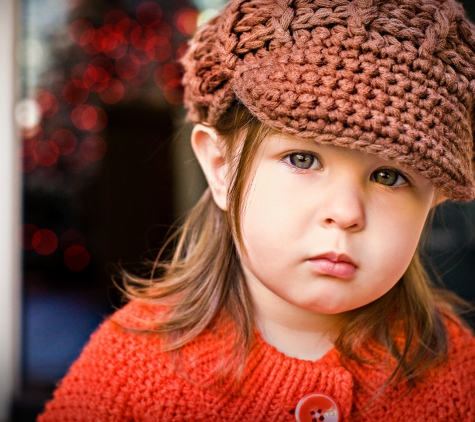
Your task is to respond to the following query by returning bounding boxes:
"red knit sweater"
[39,301,475,421]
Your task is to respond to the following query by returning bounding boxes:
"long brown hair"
[121,101,464,393]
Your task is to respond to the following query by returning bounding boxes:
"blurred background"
[4,0,475,420]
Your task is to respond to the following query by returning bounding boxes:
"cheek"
[240,169,315,261]
[240,183,282,258]
[242,173,278,232]
[370,205,429,285]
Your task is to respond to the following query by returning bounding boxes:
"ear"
[191,124,229,211]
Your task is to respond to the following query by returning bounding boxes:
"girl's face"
[239,132,436,323]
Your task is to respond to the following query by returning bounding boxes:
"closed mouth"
[309,252,357,268]
[307,252,358,279]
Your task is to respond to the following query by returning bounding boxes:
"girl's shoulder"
[414,312,475,404]
[38,301,174,421]
[74,300,170,359]
[73,300,172,367]
[440,312,475,367]
[109,299,169,329]
[420,314,475,409]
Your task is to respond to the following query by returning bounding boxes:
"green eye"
[288,153,322,170]
[371,169,406,186]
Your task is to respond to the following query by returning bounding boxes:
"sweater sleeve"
[37,302,168,422]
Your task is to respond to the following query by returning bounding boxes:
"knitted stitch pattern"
[39,301,475,421]
[182,0,475,201]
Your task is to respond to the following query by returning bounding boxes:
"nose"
[320,178,365,232]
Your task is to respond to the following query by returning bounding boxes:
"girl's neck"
[245,269,343,361]
[256,314,338,361]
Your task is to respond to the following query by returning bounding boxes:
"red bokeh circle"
[23,155,37,173]
[174,8,198,35]
[63,81,89,105]
[115,55,141,80]
[34,141,60,166]
[104,10,129,26]
[69,19,94,45]
[98,78,125,104]
[163,86,184,105]
[32,229,58,255]
[83,64,111,92]
[51,129,77,155]
[71,105,108,132]
[36,91,59,119]
[91,25,127,57]
[80,135,107,161]
[136,2,162,27]
[64,245,90,271]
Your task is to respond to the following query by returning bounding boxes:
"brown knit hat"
[182,0,475,201]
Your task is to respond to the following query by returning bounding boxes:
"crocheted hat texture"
[182,0,475,201]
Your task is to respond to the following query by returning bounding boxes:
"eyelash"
[283,152,412,188]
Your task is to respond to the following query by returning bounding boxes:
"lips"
[308,252,357,279]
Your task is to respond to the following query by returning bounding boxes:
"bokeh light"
[71,105,108,132]
[60,4,192,118]
[175,41,190,60]
[92,25,128,58]
[116,17,136,37]
[127,65,151,87]
[154,63,183,105]
[63,151,89,174]
[22,155,37,173]
[154,63,181,88]
[20,37,46,68]
[34,141,60,167]
[163,85,184,105]
[129,24,142,46]
[71,62,89,87]
[136,2,162,27]
[36,91,59,119]
[80,135,107,161]
[69,19,95,46]
[15,99,42,131]
[32,229,59,255]
[22,2,196,199]
[175,8,199,35]
[115,55,141,79]
[98,78,125,104]
[62,81,89,105]
[150,37,172,62]
[83,63,111,92]
[60,229,87,250]
[103,10,129,26]
[63,245,90,271]
[51,129,77,155]
[156,21,172,39]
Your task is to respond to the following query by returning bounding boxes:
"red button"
[295,393,340,422]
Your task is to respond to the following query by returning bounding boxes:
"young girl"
[39,0,475,420]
